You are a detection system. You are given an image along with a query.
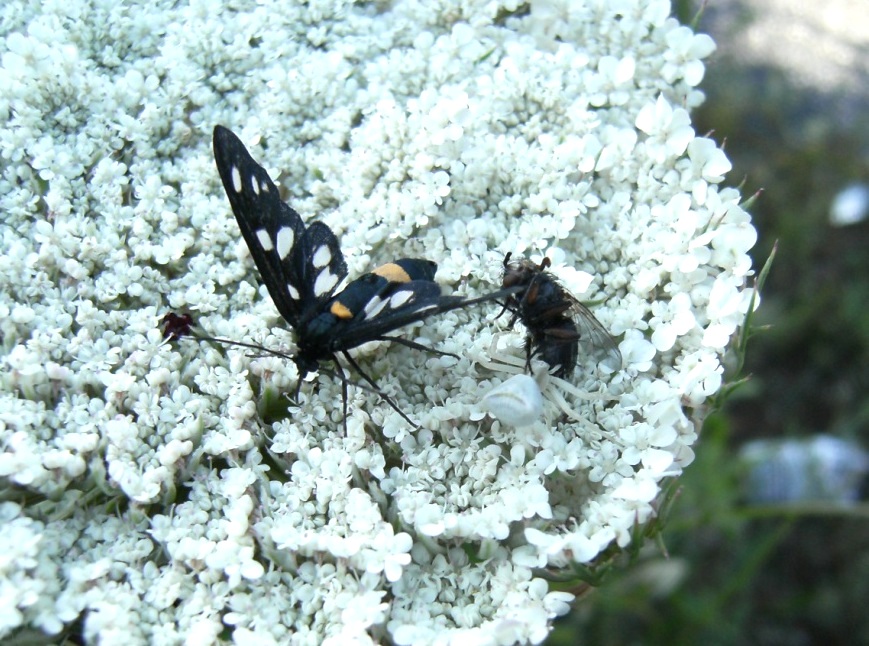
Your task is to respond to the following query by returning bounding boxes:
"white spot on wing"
[256,229,273,251]
[287,284,300,300]
[389,290,414,309]
[312,245,332,268]
[251,174,260,195]
[231,166,242,194]
[259,179,269,193]
[363,295,388,320]
[276,227,295,259]
[314,269,339,296]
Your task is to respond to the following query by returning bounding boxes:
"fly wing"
[570,300,623,373]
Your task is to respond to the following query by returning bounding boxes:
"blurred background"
[554,1,869,643]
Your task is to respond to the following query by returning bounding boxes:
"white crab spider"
[481,373,544,428]
[479,334,622,442]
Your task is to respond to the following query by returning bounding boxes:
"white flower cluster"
[0,0,755,643]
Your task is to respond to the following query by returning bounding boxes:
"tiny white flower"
[830,183,869,226]
[635,95,696,160]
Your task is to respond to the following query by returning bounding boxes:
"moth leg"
[340,351,419,428]
[377,336,459,360]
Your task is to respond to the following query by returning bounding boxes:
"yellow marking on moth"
[372,263,411,283]
[330,301,353,319]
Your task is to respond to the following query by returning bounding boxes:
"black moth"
[500,252,621,378]
[212,125,515,424]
